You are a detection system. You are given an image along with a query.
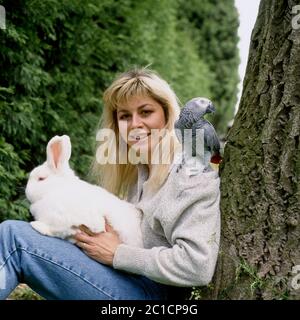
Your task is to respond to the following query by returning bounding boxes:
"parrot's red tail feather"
[210,154,223,164]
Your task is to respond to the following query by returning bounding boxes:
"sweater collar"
[135,153,181,202]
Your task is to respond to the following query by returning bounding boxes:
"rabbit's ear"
[46,135,72,171]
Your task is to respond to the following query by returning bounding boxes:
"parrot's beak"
[207,103,216,113]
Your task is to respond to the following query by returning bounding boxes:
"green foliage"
[177,0,240,133]
[235,258,265,295]
[8,284,44,300]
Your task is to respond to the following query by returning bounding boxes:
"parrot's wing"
[193,120,220,153]
[175,112,193,144]
[176,108,195,129]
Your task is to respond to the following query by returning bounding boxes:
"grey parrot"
[174,97,222,173]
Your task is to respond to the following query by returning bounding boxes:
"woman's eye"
[120,114,130,120]
[142,110,151,116]
[119,111,151,120]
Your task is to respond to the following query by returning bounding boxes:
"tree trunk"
[208,0,300,299]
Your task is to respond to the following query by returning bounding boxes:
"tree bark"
[209,0,300,299]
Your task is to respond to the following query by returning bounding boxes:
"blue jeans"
[0,220,173,300]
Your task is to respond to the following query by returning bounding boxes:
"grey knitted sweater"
[113,158,221,287]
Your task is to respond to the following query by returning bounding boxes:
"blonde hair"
[90,67,182,199]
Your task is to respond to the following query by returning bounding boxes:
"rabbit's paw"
[30,221,53,236]
[87,217,106,234]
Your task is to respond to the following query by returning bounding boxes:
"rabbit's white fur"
[25,135,143,247]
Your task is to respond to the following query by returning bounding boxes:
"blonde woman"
[0,68,220,300]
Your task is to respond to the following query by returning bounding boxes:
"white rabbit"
[25,135,143,247]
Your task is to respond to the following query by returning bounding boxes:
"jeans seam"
[16,246,117,300]
[0,247,18,271]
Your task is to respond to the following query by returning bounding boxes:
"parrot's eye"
[38,177,46,181]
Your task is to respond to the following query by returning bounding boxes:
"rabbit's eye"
[38,177,46,181]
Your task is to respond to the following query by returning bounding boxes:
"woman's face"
[116,95,166,160]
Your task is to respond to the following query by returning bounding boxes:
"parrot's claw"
[176,163,183,173]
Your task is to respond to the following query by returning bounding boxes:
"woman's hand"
[73,219,122,266]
